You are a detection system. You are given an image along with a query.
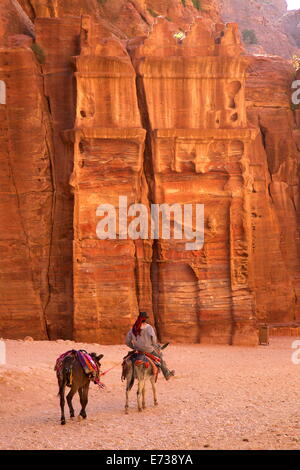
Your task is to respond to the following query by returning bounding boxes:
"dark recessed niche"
[79,141,85,153]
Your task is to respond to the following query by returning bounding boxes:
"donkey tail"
[57,374,66,397]
[126,362,135,392]
[57,357,73,396]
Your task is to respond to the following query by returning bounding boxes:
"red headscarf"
[132,311,148,337]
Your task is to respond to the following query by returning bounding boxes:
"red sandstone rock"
[17,0,221,39]
[7,34,33,47]
[0,1,299,345]
[17,0,100,19]
[34,17,83,339]
[280,9,300,50]
[246,55,300,324]
[219,0,300,58]
[132,18,258,346]
[72,16,149,344]
[0,0,34,46]
[0,48,54,339]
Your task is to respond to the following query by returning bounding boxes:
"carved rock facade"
[0,1,299,345]
[72,17,259,345]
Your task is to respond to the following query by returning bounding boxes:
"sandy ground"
[0,337,299,450]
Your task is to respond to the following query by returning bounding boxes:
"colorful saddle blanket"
[77,350,98,376]
[54,349,104,389]
[134,351,161,368]
[121,350,161,382]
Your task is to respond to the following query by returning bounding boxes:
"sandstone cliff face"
[72,16,148,343]
[0,0,299,344]
[219,0,300,58]
[0,48,54,339]
[0,6,76,339]
[14,0,300,58]
[70,16,259,346]
[0,0,34,46]
[280,9,300,50]
[17,0,221,37]
[132,19,259,346]
[246,56,300,324]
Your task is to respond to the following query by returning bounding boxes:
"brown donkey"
[123,344,169,414]
[56,352,103,425]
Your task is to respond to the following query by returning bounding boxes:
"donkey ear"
[97,354,104,361]
[161,342,170,350]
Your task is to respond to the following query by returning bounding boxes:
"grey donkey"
[122,343,170,414]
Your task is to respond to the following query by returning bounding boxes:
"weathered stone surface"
[246,55,300,324]
[0,0,34,46]
[0,48,54,339]
[0,15,81,340]
[132,18,258,345]
[17,0,100,19]
[14,0,300,59]
[0,1,299,344]
[72,16,149,343]
[99,0,220,38]
[280,9,300,50]
[17,0,221,39]
[34,17,83,338]
[219,0,300,58]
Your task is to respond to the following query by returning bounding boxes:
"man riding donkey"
[125,311,175,380]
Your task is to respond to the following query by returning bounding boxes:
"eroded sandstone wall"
[246,56,300,324]
[72,16,149,343]
[16,0,221,38]
[0,48,54,339]
[219,0,300,58]
[70,16,260,345]
[0,1,299,343]
[0,0,34,46]
[33,17,83,338]
[0,5,77,339]
[131,19,258,345]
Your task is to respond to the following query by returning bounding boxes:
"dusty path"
[0,337,299,450]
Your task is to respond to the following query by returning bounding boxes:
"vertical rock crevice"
[129,49,162,338]
[34,16,82,339]
[39,69,56,339]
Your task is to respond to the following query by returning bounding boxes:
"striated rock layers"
[17,0,221,39]
[0,9,77,339]
[0,0,34,46]
[0,48,54,339]
[72,16,259,345]
[72,16,148,343]
[246,55,300,324]
[0,1,299,344]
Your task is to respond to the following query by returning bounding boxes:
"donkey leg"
[137,379,145,412]
[79,384,89,419]
[125,369,131,414]
[125,385,129,414]
[142,382,146,409]
[66,387,76,418]
[59,382,66,425]
[150,376,158,406]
